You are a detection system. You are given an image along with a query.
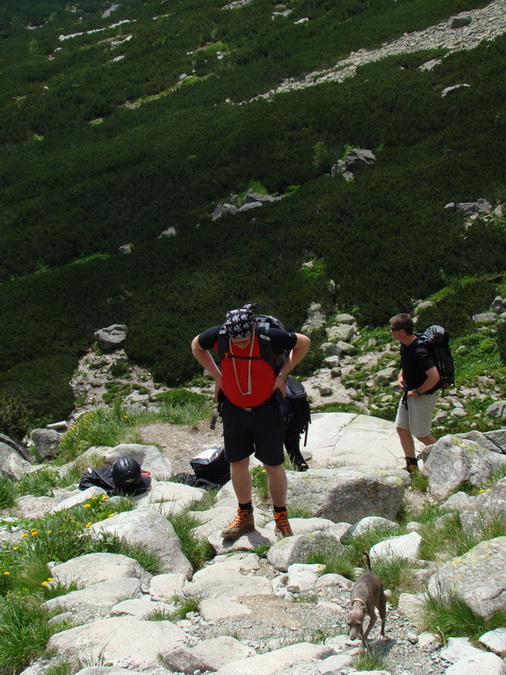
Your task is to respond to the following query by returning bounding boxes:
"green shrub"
[154,389,208,407]
[57,404,133,462]
[0,356,77,425]
[15,468,61,498]
[415,277,498,336]
[0,596,54,674]
[0,394,29,440]
[0,472,15,509]
[498,321,506,364]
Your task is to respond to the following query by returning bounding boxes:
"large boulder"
[214,643,334,675]
[303,413,408,470]
[94,324,128,352]
[0,433,32,461]
[30,429,62,459]
[267,531,344,572]
[370,532,424,563]
[163,636,255,673]
[137,480,206,516]
[48,552,151,588]
[344,148,376,171]
[0,440,34,480]
[427,537,506,619]
[48,617,186,670]
[456,430,506,455]
[183,553,271,599]
[43,578,144,624]
[90,509,192,578]
[423,435,506,500]
[287,467,408,523]
[459,478,506,535]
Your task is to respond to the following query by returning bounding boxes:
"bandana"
[223,303,255,338]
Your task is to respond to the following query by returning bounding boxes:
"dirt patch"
[135,418,224,476]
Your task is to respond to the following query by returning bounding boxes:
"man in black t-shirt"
[390,313,440,474]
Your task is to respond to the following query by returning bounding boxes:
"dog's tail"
[362,551,372,571]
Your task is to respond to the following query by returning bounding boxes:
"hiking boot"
[274,510,293,539]
[405,458,419,475]
[221,508,255,540]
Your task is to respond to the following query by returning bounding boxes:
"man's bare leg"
[230,457,252,504]
[417,434,437,445]
[263,463,287,508]
[396,426,416,458]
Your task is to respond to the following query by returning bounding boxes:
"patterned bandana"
[223,303,255,338]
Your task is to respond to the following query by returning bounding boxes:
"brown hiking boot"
[221,508,255,540]
[274,510,293,539]
[405,458,419,474]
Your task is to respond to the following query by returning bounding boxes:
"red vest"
[218,335,275,407]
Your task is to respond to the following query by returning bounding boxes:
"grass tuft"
[166,511,214,571]
[303,545,356,580]
[0,472,16,509]
[423,592,506,643]
[353,648,389,671]
[0,596,54,674]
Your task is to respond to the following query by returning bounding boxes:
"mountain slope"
[0,0,505,422]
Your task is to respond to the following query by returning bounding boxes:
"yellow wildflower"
[41,581,48,586]
[13,546,19,550]
[85,522,92,528]
[83,504,91,508]
[3,571,10,576]
[21,533,29,538]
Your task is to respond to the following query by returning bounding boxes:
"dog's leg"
[378,588,387,638]
[362,611,376,641]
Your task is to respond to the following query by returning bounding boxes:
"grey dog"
[347,552,386,648]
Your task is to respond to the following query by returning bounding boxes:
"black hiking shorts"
[221,395,285,466]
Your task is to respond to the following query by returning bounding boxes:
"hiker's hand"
[273,375,286,398]
[214,375,223,400]
[407,389,419,398]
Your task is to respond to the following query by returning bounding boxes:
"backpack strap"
[217,321,283,372]
[256,320,277,371]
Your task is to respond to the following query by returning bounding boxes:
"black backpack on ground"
[189,445,230,486]
[217,314,288,373]
[284,377,311,446]
[417,324,455,390]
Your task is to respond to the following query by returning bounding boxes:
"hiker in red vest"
[191,304,310,540]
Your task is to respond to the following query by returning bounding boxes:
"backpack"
[189,445,230,486]
[417,324,455,390]
[217,314,288,373]
[284,377,311,446]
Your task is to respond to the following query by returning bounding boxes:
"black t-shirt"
[400,338,435,391]
[198,325,297,353]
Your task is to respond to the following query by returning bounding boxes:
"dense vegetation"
[0,0,505,424]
